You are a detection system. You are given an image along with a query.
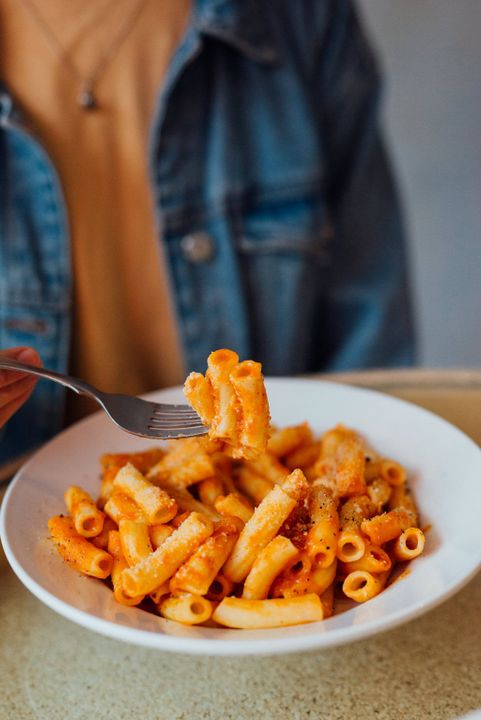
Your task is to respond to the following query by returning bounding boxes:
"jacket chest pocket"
[234,191,333,374]
[236,192,332,260]
[0,299,68,366]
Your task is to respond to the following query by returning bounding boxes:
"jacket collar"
[194,0,280,64]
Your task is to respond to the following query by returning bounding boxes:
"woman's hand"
[0,347,42,428]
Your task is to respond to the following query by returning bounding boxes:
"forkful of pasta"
[0,348,270,450]
[184,348,270,460]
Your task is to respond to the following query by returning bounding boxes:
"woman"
[0,0,414,462]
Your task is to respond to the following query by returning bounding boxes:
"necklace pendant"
[78,89,98,111]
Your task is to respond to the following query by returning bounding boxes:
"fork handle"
[0,358,100,399]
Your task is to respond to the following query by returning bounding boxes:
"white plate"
[2,379,481,656]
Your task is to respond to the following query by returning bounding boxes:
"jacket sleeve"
[315,0,416,369]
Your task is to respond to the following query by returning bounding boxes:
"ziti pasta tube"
[118,519,153,567]
[148,438,214,489]
[361,508,415,545]
[365,458,406,487]
[107,531,144,606]
[113,463,177,524]
[366,477,392,513]
[149,524,174,549]
[183,372,215,427]
[205,348,239,445]
[169,518,240,596]
[246,453,289,485]
[214,492,254,523]
[267,422,313,459]
[242,535,299,600]
[306,484,339,568]
[309,560,338,596]
[339,543,392,574]
[343,570,390,603]
[316,425,366,497]
[213,594,324,629]
[159,595,213,625]
[337,494,374,563]
[48,516,113,579]
[392,527,425,561]
[285,441,321,472]
[98,448,165,508]
[223,469,308,583]
[103,492,146,524]
[120,512,213,597]
[64,486,105,538]
[388,482,418,523]
[235,466,274,504]
[229,360,270,458]
[198,476,224,506]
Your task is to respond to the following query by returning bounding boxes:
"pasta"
[184,349,270,459]
[169,518,241,596]
[48,516,113,579]
[98,448,165,508]
[361,508,415,545]
[149,523,174,549]
[64,486,105,538]
[147,438,215,489]
[121,512,214,597]
[91,517,117,550]
[339,543,392,574]
[113,463,177,524]
[118,518,153,566]
[336,495,374,563]
[214,492,253,523]
[314,425,366,497]
[108,531,145,606]
[242,535,299,600]
[306,484,339,568]
[235,466,274,504]
[197,476,224,506]
[48,348,427,630]
[159,595,213,625]
[223,469,308,583]
[103,492,146,524]
[212,595,324,629]
[267,422,313,458]
[392,527,425,561]
[343,570,390,603]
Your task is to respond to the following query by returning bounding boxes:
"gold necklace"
[17,0,150,110]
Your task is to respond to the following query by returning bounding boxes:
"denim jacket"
[0,0,415,461]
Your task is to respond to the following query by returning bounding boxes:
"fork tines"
[149,405,205,431]
[148,418,205,429]
[151,404,199,416]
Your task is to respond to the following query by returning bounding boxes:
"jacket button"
[180,232,215,263]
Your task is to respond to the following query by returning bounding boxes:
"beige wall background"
[358,0,481,367]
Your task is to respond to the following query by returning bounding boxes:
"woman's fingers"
[0,347,42,387]
[0,347,42,427]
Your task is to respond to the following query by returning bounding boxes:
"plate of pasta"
[2,351,481,656]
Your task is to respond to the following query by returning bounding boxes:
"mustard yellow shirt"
[1,0,189,417]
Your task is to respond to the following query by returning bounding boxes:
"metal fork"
[0,358,207,440]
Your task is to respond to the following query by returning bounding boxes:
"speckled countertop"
[1,371,481,720]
